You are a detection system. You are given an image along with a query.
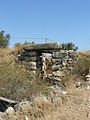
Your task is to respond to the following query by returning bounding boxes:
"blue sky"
[0,0,90,50]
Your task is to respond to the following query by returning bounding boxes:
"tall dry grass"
[0,48,50,102]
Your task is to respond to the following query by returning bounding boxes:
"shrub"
[0,31,10,48]
[23,40,34,45]
[14,41,35,54]
[14,42,23,54]
[0,58,50,101]
[76,58,90,76]
[62,42,78,51]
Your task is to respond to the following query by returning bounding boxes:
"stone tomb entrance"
[19,43,77,82]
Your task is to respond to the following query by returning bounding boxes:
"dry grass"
[0,49,90,120]
[0,48,50,102]
[14,45,24,54]
[75,51,90,77]
[78,50,90,59]
[0,48,12,59]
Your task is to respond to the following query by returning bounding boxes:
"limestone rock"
[76,82,82,88]
[19,56,37,62]
[52,71,64,77]
[6,107,15,116]
[52,51,60,58]
[21,51,38,57]
[24,43,62,51]
[14,101,31,114]
[59,51,68,58]
[28,62,36,67]
[68,51,77,58]
[85,75,90,81]
[52,59,61,65]
[52,65,60,71]
[53,77,62,82]
[30,71,36,77]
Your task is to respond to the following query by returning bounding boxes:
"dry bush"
[0,51,50,101]
[14,45,24,54]
[0,61,50,101]
[0,48,12,57]
[76,57,90,76]
[64,51,89,81]
[78,51,90,59]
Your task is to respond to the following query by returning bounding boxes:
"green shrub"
[62,42,78,51]
[0,31,10,48]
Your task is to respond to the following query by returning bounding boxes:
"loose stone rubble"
[0,97,17,112]
[76,68,90,89]
[0,89,65,120]
[85,68,90,81]
[19,43,78,83]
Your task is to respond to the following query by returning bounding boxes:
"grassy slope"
[0,48,50,101]
[0,49,90,120]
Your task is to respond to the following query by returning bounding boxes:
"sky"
[0,0,90,50]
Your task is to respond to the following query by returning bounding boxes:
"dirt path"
[43,87,90,120]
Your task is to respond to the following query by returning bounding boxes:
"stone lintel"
[23,43,62,51]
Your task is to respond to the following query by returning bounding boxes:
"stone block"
[28,62,36,67]
[85,75,90,81]
[21,51,39,57]
[30,66,37,71]
[61,60,67,66]
[52,59,61,65]
[24,43,62,51]
[59,51,68,58]
[68,51,77,58]
[52,65,60,71]
[52,71,64,77]
[30,71,36,77]
[53,77,62,82]
[18,56,36,62]
[52,51,60,58]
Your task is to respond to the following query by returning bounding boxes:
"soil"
[44,85,90,120]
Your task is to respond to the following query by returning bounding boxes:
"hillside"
[0,49,90,120]
[0,48,51,101]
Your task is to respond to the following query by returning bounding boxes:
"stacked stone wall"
[18,43,78,81]
[51,50,77,81]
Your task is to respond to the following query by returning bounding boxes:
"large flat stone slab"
[23,43,61,51]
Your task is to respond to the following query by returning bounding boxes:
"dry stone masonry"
[19,43,78,82]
